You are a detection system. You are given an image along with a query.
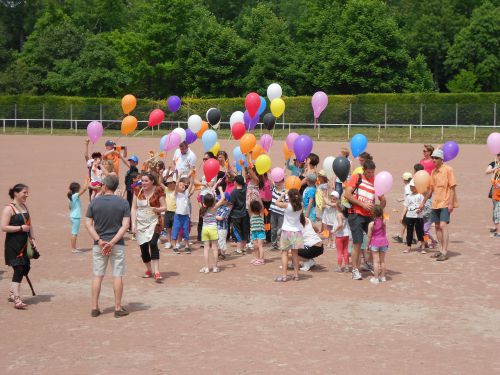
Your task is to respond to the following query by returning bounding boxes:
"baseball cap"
[105,140,115,147]
[235,175,245,186]
[402,172,413,181]
[431,149,444,159]
[330,191,340,199]
[128,155,139,163]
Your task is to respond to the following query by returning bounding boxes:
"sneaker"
[154,272,163,282]
[199,267,210,273]
[173,245,181,254]
[344,266,350,273]
[114,307,129,318]
[352,268,362,280]
[333,266,342,273]
[164,242,172,249]
[212,267,220,273]
[436,253,449,261]
[142,270,152,278]
[14,296,27,309]
[271,243,279,250]
[300,258,316,271]
[379,277,387,282]
[392,235,403,243]
[246,243,254,251]
[71,249,83,254]
[7,290,14,302]
[370,277,380,284]
[185,247,192,254]
[91,309,101,317]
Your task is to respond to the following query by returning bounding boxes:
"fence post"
[70,104,73,130]
[26,119,29,135]
[473,126,477,142]
[348,103,352,141]
[42,104,45,129]
[455,103,458,127]
[378,123,381,142]
[441,125,444,140]
[75,120,78,133]
[187,103,190,118]
[420,103,423,128]
[100,104,103,123]
[494,103,497,128]
[51,119,53,135]
[384,103,387,129]
[409,124,412,141]
[317,121,320,140]
[14,103,17,128]
[3,119,5,133]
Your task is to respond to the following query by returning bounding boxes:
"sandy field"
[0,134,499,375]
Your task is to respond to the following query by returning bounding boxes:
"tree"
[404,54,436,92]
[446,70,481,92]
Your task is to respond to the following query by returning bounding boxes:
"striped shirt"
[203,211,217,229]
[270,186,286,215]
[348,174,375,217]
[250,215,265,232]
[216,205,230,230]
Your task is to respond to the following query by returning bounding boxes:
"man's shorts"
[347,213,372,244]
[93,244,125,277]
[201,227,218,241]
[431,208,450,224]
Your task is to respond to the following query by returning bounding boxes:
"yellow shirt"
[430,164,457,209]
[165,189,176,212]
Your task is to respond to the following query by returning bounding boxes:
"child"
[171,173,195,254]
[316,170,329,222]
[335,148,351,196]
[402,179,425,253]
[67,178,89,253]
[89,157,103,200]
[333,200,350,272]
[322,191,339,248]
[367,205,389,284]
[269,177,286,250]
[393,172,413,243]
[199,188,225,273]
[163,176,176,249]
[303,173,317,222]
[274,188,304,282]
[249,200,266,265]
[286,157,305,177]
[229,175,249,255]
[216,192,231,259]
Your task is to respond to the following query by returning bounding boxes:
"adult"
[486,153,500,235]
[1,184,37,309]
[173,141,197,177]
[102,140,127,175]
[352,151,373,175]
[86,175,130,318]
[216,150,230,192]
[298,218,324,271]
[419,149,458,261]
[131,173,167,281]
[344,159,386,280]
[420,144,436,176]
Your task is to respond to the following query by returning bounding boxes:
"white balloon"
[230,111,244,128]
[172,127,186,143]
[188,114,202,133]
[322,156,336,179]
[267,83,282,101]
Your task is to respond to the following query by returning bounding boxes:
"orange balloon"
[285,176,301,191]
[240,133,256,154]
[121,94,137,115]
[283,142,294,160]
[197,121,209,137]
[413,170,430,194]
[251,144,265,159]
[121,115,137,135]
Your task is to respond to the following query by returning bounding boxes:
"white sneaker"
[379,277,387,282]
[352,268,362,280]
[370,277,380,284]
[212,267,220,273]
[300,258,316,271]
[71,249,82,254]
[199,267,209,273]
[246,243,254,250]
[164,242,172,249]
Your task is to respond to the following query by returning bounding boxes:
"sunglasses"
[431,157,440,160]
[423,150,429,153]
[203,158,208,161]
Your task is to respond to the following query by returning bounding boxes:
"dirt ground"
[0,134,499,375]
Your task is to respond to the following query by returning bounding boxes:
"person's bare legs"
[91,276,104,310]
[351,242,361,270]
[439,221,449,256]
[71,235,77,250]
[379,252,386,279]
[291,249,299,278]
[113,276,124,311]
[435,223,444,253]
[281,250,288,278]
[203,241,210,268]
[212,242,219,269]
[371,251,380,278]
[151,260,159,275]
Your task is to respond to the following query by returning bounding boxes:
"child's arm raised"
[78,177,90,197]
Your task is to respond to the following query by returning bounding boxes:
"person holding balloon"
[102,140,127,176]
[269,169,286,250]
[486,152,500,235]
[229,175,250,255]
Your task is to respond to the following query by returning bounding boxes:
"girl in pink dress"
[367,205,389,284]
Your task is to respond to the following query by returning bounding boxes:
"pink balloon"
[148,109,165,127]
[260,134,273,152]
[87,121,103,144]
[374,171,393,196]
[286,132,299,151]
[311,91,328,119]
[487,132,500,155]
[163,132,181,152]
[270,167,285,183]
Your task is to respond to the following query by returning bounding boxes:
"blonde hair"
[103,160,114,173]
[340,147,350,157]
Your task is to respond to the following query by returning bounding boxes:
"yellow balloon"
[210,141,220,156]
[255,154,271,175]
[121,94,137,115]
[270,98,285,118]
[121,115,138,135]
[352,166,363,175]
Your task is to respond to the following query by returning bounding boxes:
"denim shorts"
[431,208,450,224]
[251,230,266,241]
[370,245,389,253]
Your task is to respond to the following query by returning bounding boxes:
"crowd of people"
[8,136,498,315]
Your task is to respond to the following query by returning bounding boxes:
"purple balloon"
[244,110,259,130]
[260,134,273,152]
[185,128,197,145]
[293,135,313,162]
[311,91,328,119]
[167,95,181,112]
[442,141,459,162]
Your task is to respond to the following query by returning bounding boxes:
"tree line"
[0,0,498,99]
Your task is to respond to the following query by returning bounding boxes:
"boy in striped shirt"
[270,178,286,249]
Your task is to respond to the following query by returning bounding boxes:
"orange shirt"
[348,174,375,217]
[103,152,120,175]
[430,164,457,209]
[493,173,500,201]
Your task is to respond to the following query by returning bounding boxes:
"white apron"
[136,189,159,245]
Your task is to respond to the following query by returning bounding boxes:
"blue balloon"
[160,134,168,151]
[202,129,217,151]
[235,162,242,173]
[258,96,266,115]
[233,146,243,161]
[350,134,368,158]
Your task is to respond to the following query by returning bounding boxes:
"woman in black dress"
[1,184,36,309]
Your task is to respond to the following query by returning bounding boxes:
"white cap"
[330,191,340,199]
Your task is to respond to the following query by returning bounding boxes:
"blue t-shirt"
[70,193,81,219]
[303,186,316,221]
[286,160,303,177]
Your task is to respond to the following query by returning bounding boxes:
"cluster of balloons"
[121,94,138,135]
[284,132,313,163]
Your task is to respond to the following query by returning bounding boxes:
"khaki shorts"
[93,244,126,277]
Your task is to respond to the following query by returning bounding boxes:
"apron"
[136,188,159,245]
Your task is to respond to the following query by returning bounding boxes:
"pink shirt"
[420,158,435,176]
[369,218,389,247]
[259,177,272,202]
[225,179,235,195]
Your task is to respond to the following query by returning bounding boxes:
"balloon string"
[133,126,149,137]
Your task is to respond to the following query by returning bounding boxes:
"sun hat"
[402,172,413,181]
[105,140,115,147]
[128,155,139,163]
[165,177,175,184]
[318,170,328,178]
[431,149,444,159]
[330,191,340,199]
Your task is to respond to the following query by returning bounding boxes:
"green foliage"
[446,70,481,93]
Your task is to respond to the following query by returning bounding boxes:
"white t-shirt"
[404,193,424,218]
[302,220,321,247]
[404,183,411,199]
[173,149,197,176]
[175,190,190,215]
[282,203,303,232]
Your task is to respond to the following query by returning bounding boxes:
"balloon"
[185,128,197,145]
[240,133,256,154]
[87,121,103,144]
[251,144,265,159]
[263,113,276,131]
[167,95,181,112]
[285,176,301,191]
[244,110,259,130]
[374,171,393,196]
[202,129,217,151]
[311,91,328,119]
[204,158,220,182]
[260,134,273,152]
[245,92,261,118]
[206,108,222,126]
[210,141,220,156]
[163,132,181,152]
[255,154,271,175]
[121,115,137,135]
[322,156,335,179]
[270,167,285,183]
[258,96,266,115]
[160,134,167,151]
[172,127,186,143]
[197,121,209,138]
[293,134,313,162]
[233,146,244,162]
[232,122,246,140]
[286,132,299,151]
[332,157,350,182]
[487,132,500,155]
[270,98,285,118]
[283,142,294,160]
[352,166,364,175]
[442,141,459,162]
[188,114,202,133]
[230,111,244,128]
[350,134,368,157]
[267,83,282,101]
[148,109,165,127]
[121,94,136,115]
[413,170,431,194]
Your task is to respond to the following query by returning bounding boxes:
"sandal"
[252,259,264,266]
[420,249,427,254]
[274,276,287,282]
[402,249,409,253]
[430,252,442,258]
[293,276,300,281]
[14,296,27,309]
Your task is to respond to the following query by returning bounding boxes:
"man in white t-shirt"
[173,142,196,177]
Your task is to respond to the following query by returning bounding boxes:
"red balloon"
[203,158,220,182]
[232,122,246,140]
[245,92,261,118]
[148,109,165,127]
